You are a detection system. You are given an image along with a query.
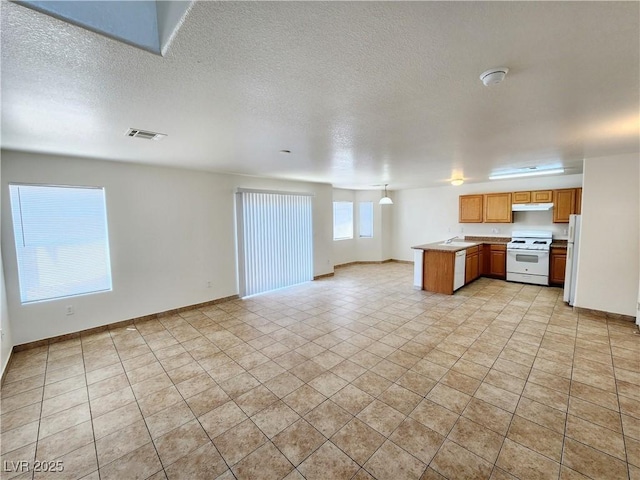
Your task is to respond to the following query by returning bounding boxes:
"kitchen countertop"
[412,236,510,252]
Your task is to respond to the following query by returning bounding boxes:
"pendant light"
[379,184,393,205]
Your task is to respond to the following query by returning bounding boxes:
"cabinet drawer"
[490,244,506,251]
[466,246,479,255]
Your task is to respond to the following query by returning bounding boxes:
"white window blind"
[333,201,353,240]
[359,201,374,238]
[9,184,112,304]
[237,190,313,297]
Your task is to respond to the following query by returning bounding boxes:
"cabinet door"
[489,248,506,279]
[465,252,478,284]
[550,250,567,285]
[553,189,576,223]
[575,188,582,214]
[459,195,484,223]
[513,191,531,204]
[478,248,485,277]
[484,193,513,223]
[532,190,553,203]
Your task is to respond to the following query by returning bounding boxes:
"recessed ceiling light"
[489,168,565,180]
[279,150,291,154]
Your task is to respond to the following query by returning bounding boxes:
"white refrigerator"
[563,214,581,305]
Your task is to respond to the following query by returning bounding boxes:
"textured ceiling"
[1,1,639,189]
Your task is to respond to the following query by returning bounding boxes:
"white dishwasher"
[453,249,466,291]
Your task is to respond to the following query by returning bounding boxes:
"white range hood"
[512,203,554,212]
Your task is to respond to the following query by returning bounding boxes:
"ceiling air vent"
[125,128,167,141]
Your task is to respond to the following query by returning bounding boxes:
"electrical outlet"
[459,227,464,233]
[206,281,212,288]
[66,305,74,316]
[563,229,568,235]
[0,329,4,340]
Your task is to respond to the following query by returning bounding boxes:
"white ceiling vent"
[126,128,167,141]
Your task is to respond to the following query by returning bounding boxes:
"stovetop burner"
[507,230,553,251]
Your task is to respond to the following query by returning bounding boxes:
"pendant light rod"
[379,184,393,205]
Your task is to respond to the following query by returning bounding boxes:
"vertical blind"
[237,190,313,297]
[9,184,112,304]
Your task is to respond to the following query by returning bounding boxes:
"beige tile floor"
[1,263,639,480]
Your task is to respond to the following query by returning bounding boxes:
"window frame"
[332,201,354,241]
[358,201,374,238]
[8,182,113,304]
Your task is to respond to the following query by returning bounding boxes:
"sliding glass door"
[236,189,313,297]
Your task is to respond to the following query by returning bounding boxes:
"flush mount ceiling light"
[489,167,565,180]
[379,184,393,205]
[451,179,464,186]
[480,67,509,86]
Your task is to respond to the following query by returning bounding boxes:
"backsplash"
[456,210,570,240]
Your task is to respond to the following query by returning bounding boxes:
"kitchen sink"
[439,241,478,247]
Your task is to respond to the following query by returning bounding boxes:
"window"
[359,202,374,238]
[9,184,112,304]
[333,201,353,240]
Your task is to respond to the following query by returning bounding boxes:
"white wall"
[0,157,14,378]
[332,189,394,265]
[575,153,639,317]
[391,174,584,261]
[1,150,333,345]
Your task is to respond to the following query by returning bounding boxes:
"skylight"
[16,0,192,56]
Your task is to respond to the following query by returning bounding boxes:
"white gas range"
[506,230,552,286]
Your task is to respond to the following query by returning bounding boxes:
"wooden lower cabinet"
[465,246,481,285]
[423,250,456,295]
[575,188,582,214]
[487,244,507,279]
[550,247,567,286]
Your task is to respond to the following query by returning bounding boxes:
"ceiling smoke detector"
[126,128,167,141]
[480,67,509,86]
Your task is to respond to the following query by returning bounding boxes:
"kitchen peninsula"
[413,237,510,294]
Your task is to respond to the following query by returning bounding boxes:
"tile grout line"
[482,286,562,480]
[605,314,632,479]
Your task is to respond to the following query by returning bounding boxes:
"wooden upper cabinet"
[459,195,484,223]
[553,189,576,223]
[513,191,531,204]
[484,193,513,223]
[532,190,553,203]
[575,188,582,214]
[513,190,552,204]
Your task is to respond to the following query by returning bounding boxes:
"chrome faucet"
[444,236,458,244]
